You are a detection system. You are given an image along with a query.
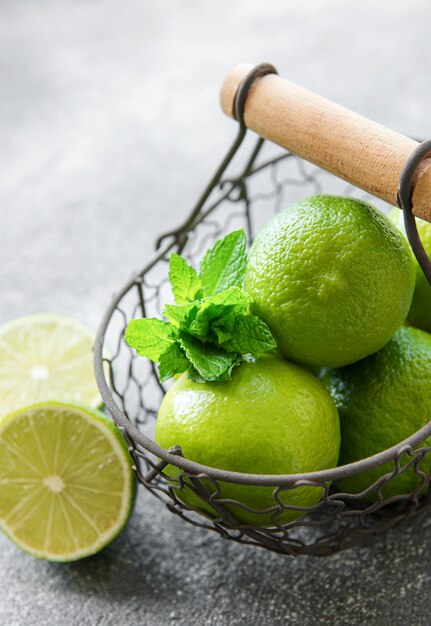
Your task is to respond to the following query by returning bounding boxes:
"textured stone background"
[1,1,431,624]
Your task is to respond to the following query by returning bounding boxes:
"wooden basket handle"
[220,63,431,223]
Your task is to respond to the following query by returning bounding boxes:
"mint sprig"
[168,253,203,304]
[199,229,248,295]
[125,229,277,383]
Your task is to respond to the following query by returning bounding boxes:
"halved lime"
[0,312,105,418]
[0,402,136,561]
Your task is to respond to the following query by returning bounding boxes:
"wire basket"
[94,65,431,556]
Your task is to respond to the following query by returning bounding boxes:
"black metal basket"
[94,65,431,556]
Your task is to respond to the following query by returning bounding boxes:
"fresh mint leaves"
[215,314,277,356]
[168,253,203,304]
[124,318,176,361]
[125,229,277,383]
[178,334,241,383]
[199,229,248,296]
[158,341,189,381]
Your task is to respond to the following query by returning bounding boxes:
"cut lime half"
[0,402,136,561]
[0,312,106,418]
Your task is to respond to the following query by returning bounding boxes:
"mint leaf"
[199,229,247,296]
[188,307,219,338]
[199,286,251,310]
[169,253,203,304]
[165,288,251,339]
[187,290,251,339]
[158,342,189,381]
[125,318,177,361]
[189,303,234,339]
[179,333,240,382]
[187,357,242,383]
[164,302,198,328]
[211,312,237,344]
[218,315,277,356]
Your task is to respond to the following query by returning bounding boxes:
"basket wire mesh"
[94,66,431,556]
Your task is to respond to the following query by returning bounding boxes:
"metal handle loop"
[397,139,431,286]
[233,62,278,128]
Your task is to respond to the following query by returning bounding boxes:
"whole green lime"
[389,208,431,332]
[156,354,340,526]
[245,195,415,367]
[324,326,431,500]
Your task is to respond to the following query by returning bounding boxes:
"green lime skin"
[156,354,340,526]
[324,326,431,500]
[389,208,431,333]
[245,195,416,368]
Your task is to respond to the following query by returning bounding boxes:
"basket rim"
[94,245,431,488]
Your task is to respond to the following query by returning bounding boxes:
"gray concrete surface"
[1,1,431,624]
